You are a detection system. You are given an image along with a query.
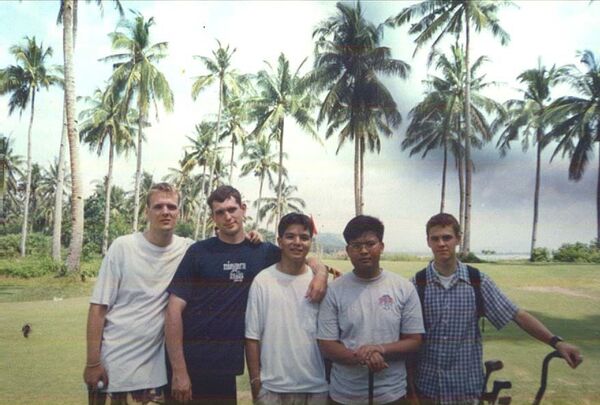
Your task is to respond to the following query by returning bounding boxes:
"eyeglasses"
[348,240,380,251]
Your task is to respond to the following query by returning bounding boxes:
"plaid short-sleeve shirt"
[413,261,518,405]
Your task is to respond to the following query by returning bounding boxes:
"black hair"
[342,215,384,243]
[278,212,313,238]
[207,185,243,210]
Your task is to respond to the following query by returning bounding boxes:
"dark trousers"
[165,373,237,405]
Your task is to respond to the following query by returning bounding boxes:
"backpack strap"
[466,265,485,318]
[415,267,427,314]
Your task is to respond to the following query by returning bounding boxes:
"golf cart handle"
[533,351,563,405]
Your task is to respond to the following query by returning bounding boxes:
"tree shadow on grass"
[0,284,24,296]
[483,311,600,356]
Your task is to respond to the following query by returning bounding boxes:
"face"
[277,224,312,263]
[427,225,461,262]
[346,231,384,273]
[146,191,180,234]
[211,196,247,238]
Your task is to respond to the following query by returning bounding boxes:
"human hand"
[246,230,263,244]
[306,271,327,302]
[171,371,193,403]
[556,342,583,368]
[83,363,108,391]
[365,351,389,373]
[355,344,385,363]
[250,378,261,401]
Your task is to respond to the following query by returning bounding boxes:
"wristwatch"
[549,335,563,348]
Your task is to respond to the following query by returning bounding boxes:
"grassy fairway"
[1,260,599,404]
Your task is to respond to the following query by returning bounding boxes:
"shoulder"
[383,270,417,292]
[253,264,277,283]
[105,233,136,255]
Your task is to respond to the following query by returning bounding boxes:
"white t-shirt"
[91,232,193,392]
[245,265,328,393]
[317,270,424,405]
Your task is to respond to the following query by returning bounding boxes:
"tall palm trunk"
[228,136,235,184]
[102,141,115,256]
[19,90,35,257]
[64,0,84,274]
[462,13,472,255]
[440,136,448,213]
[596,137,600,247]
[255,173,265,229]
[132,98,144,232]
[193,161,208,240]
[275,118,285,227]
[52,108,67,261]
[353,130,361,216]
[529,128,543,260]
[201,77,224,239]
[457,153,465,230]
[359,137,365,214]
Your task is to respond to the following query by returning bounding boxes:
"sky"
[0,0,598,254]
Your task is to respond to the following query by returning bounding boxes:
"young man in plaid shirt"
[414,213,583,405]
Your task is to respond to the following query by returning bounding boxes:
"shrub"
[531,247,551,262]
[553,242,600,263]
[0,233,51,257]
[0,256,65,278]
[458,252,484,263]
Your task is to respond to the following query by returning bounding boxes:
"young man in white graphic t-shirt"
[245,213,329,405]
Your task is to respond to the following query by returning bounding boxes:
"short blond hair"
[146,182,180,207]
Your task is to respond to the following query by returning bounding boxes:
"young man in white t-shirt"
[245,213,329,405]
[83,182,193,404]
[318,215,424,405]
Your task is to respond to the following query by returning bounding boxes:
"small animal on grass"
[22,323,31,338]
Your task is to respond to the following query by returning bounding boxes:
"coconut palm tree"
[60,0,86,272]
[312,2,408,215]
[102,11,174,232]
[255,183,306,234]
[79,86,136,255]
[221,95,251,183]
[182,122,215,239]
[251,53,319,227]
[495,61,565,259]
[55,0,124,263]
[0,36,61,257]
[239,135,286,229]
[403,44,502,214]
[388,0,511,254]
[546,50,600,245]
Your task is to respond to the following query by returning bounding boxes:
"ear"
[380,241,385,252]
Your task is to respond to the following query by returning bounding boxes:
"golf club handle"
[368,370,374,405]
[533,351,562,405]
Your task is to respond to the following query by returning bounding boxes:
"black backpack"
[415,265,486,331]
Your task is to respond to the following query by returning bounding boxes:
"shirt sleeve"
[245,278,264,340]
[400,282,425,334]
[90,242,121,307]
[166,244,197,303]
[317,288,340,340]
[265,242,281,267]
[481,273,519,330]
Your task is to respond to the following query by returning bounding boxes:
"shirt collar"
[427,260,470,283]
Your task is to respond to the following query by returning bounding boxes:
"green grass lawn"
[1,260,599,404]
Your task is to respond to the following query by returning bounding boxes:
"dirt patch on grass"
[520,286,598,300]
